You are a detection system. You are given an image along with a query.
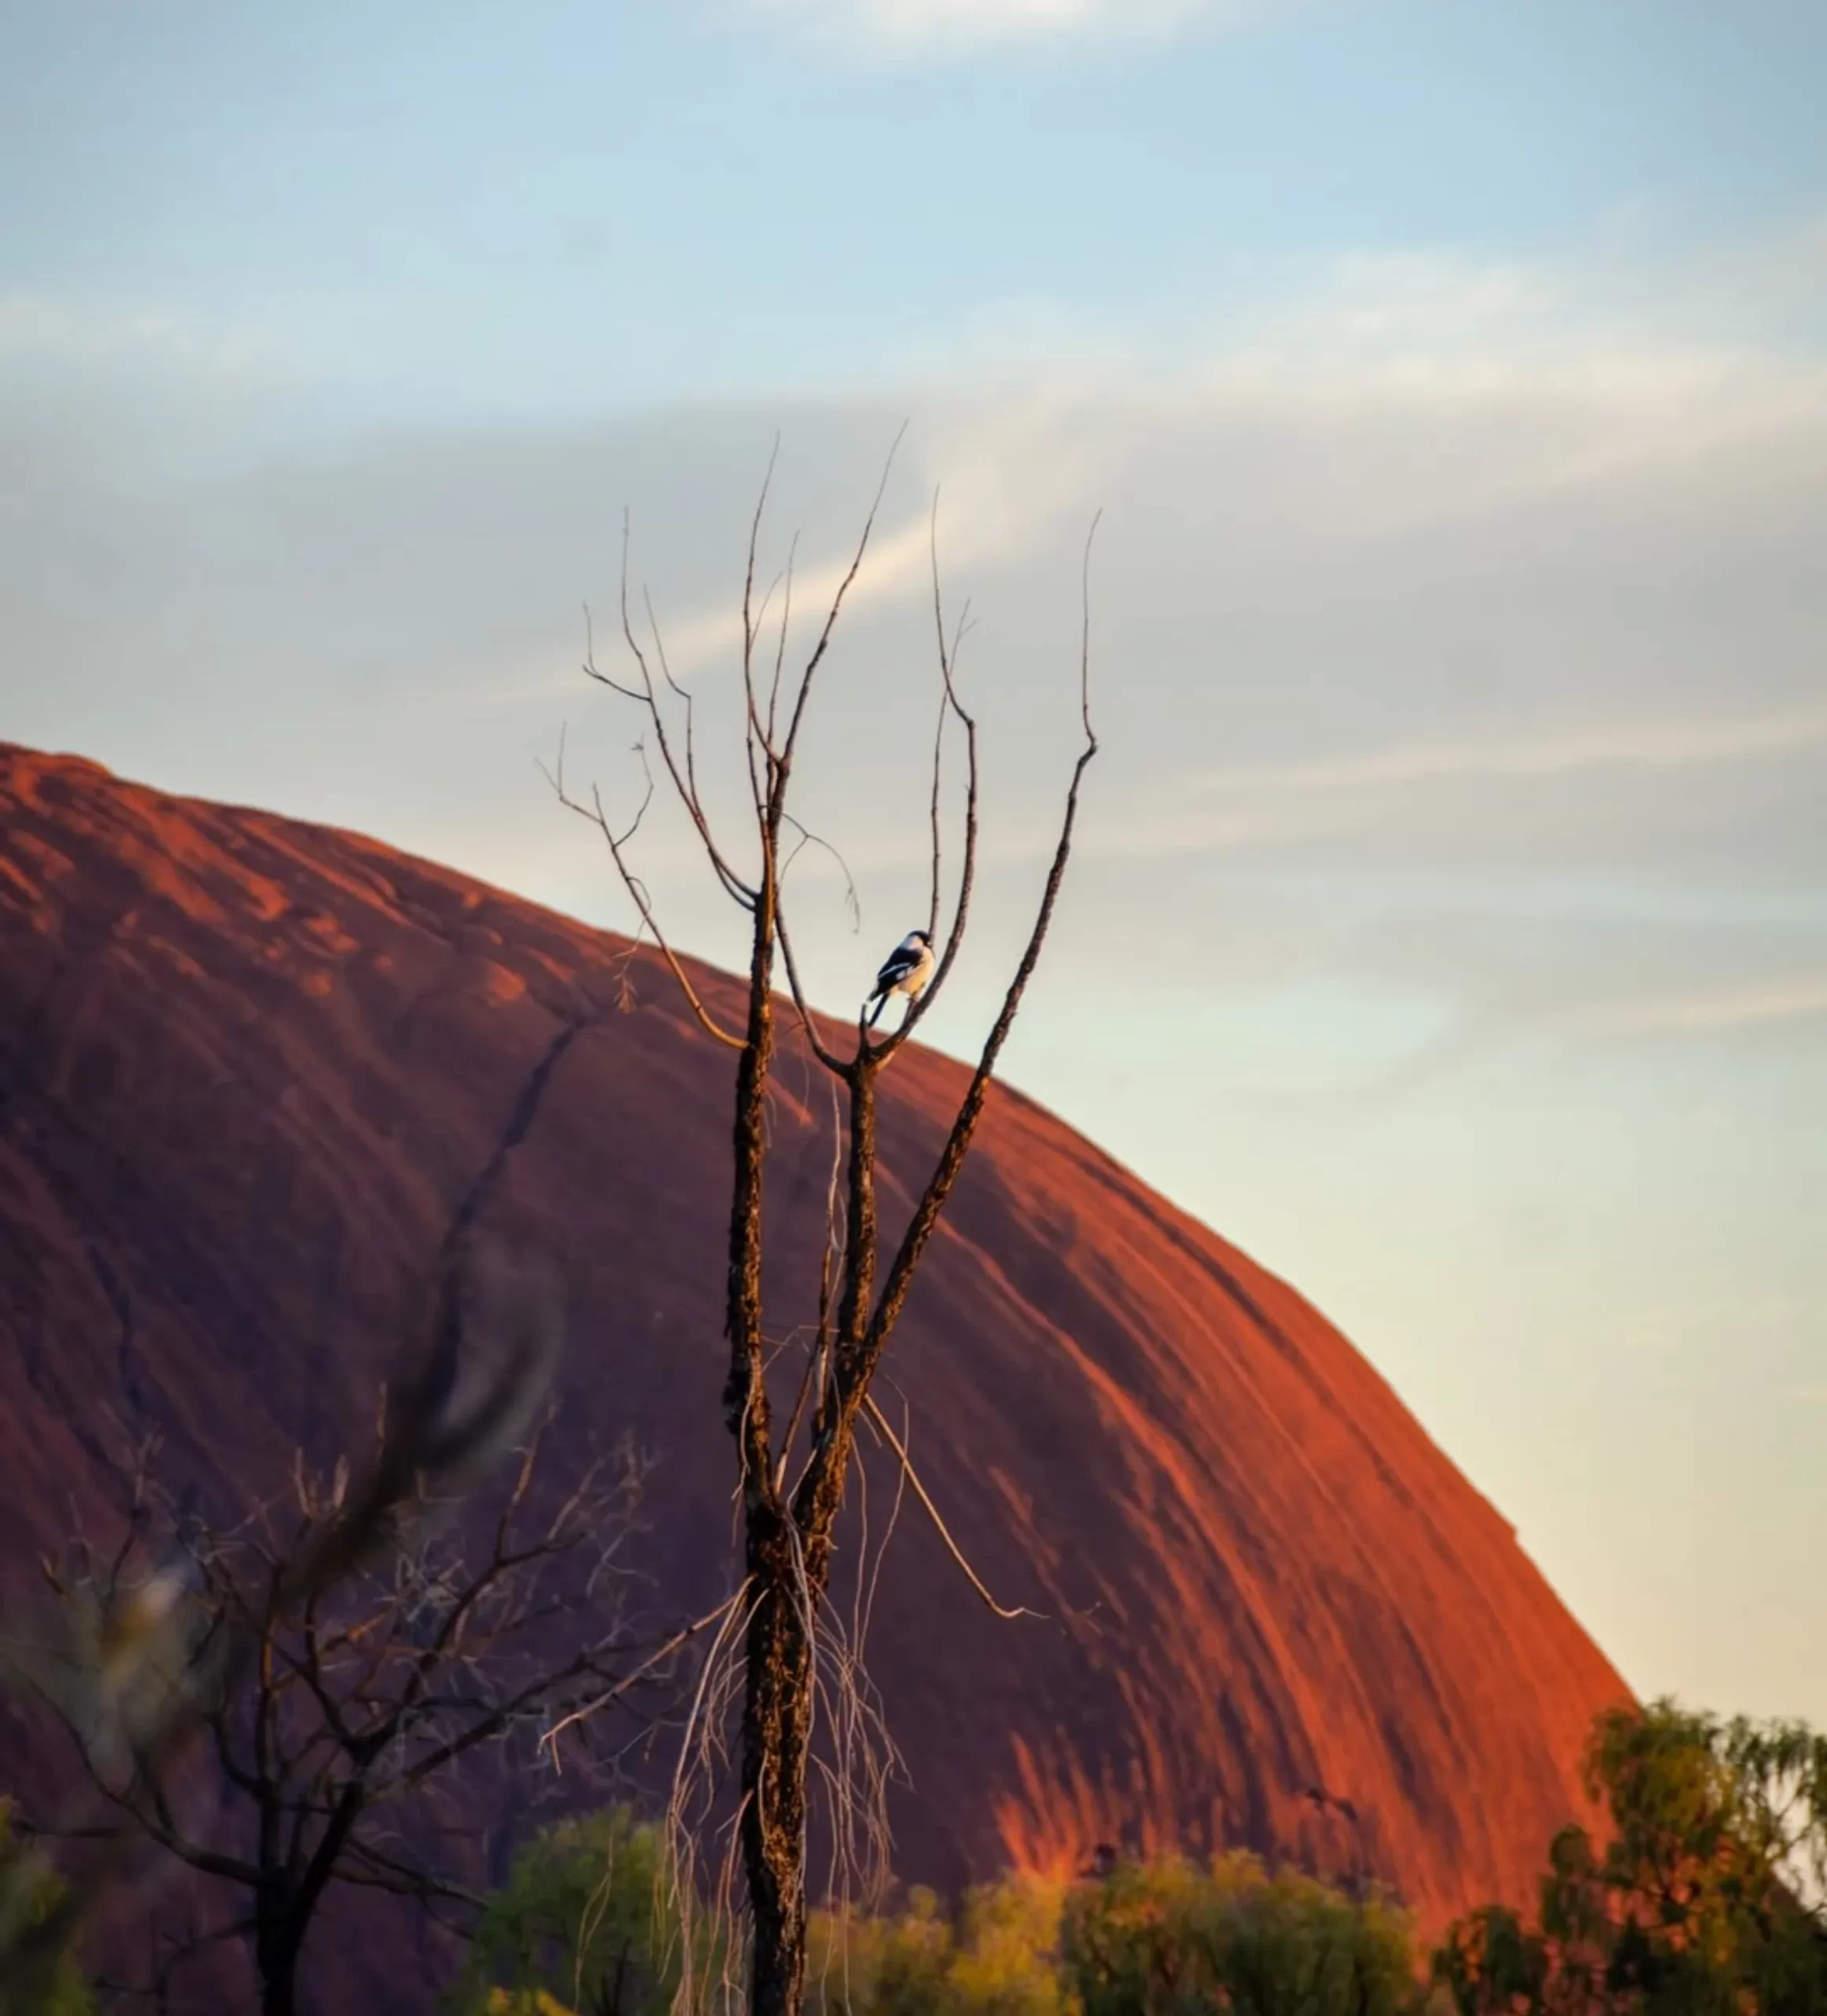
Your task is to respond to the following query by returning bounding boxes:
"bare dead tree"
[0,1245,573,2010]
[0,969,636,2011]
[548,447,1099,2016]
[5,1393,707,2016]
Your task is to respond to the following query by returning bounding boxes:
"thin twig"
[861,1398,1042,1623]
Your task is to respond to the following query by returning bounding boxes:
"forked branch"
[542,732,746,1053]
[559,443,1098,2016]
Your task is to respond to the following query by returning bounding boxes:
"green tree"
[806,1877,1071,2016]
[0,1803,94,2016]
[1062,1851,1422,2016]
[1432,1699,1827,2016]
[452,1807,711,2016]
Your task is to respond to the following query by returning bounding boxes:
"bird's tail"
[865,991,887,1030]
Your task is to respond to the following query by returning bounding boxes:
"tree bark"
[253,1887,302,2016]
[729,859,816,2016]
[739,1510,815,2016]
[723,886,777,1436]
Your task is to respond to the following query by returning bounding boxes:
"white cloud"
[6,220,1825,1077]
[743,0,1251,57]
[1194,704,1827,800]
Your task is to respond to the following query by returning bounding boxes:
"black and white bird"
[865,929,936,1028]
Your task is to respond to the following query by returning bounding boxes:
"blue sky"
[5,1,1826,1740]
[7,1,1826,415]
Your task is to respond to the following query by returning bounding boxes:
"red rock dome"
[0,742,1625,1973]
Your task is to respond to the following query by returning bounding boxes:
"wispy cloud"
[1599,979,1827,1037]
[485,395,1102,701]
[743,0,1262,58]
[0,293,287,384]
[866,226,1827,442]
[1195,704,1827,800]
[591,507,942,689]
[7,220,1825,1088]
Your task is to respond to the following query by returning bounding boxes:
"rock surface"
[0,742,1626,1996]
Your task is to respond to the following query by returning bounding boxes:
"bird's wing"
[873,949,921,991]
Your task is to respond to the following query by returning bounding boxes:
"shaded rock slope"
[0,742,1625,1966]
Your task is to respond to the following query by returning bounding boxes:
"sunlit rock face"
[0,743,1626,2004]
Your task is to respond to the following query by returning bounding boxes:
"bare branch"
[775,424,907,791]
[609,519,757,909]
[767,531,800,748]
[743,436,783,755]
[925,684,946,948]
[771,906,849,1079]
[542,743,747,1051]
[554,450,1098,2016]
[2,1384,648,2007]
[868,495,981,1062]
[780,813,861,933]
[538,1587,750,1758]
[861,1398,1042,1623]
[863,512,1099,1341]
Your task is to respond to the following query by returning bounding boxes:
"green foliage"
[804,1859,1422,2016]
[1062,1851,1423,2016]
[459,1703,1827,2016]
[1430,1902,1548,2016]
[1432,1699,1827,2016]
[463,1836,1425,2016]
[0,1801,96,2016]
[450,1807,707,2016]
[807,1876,1073,2016]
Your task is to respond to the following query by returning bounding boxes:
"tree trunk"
[722,894,777,1436]
[254,1892,302,2016]
[737,1059,884,2013]
[739,1505,816,2016]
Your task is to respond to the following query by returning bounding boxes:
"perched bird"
[865,928,936,1028]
